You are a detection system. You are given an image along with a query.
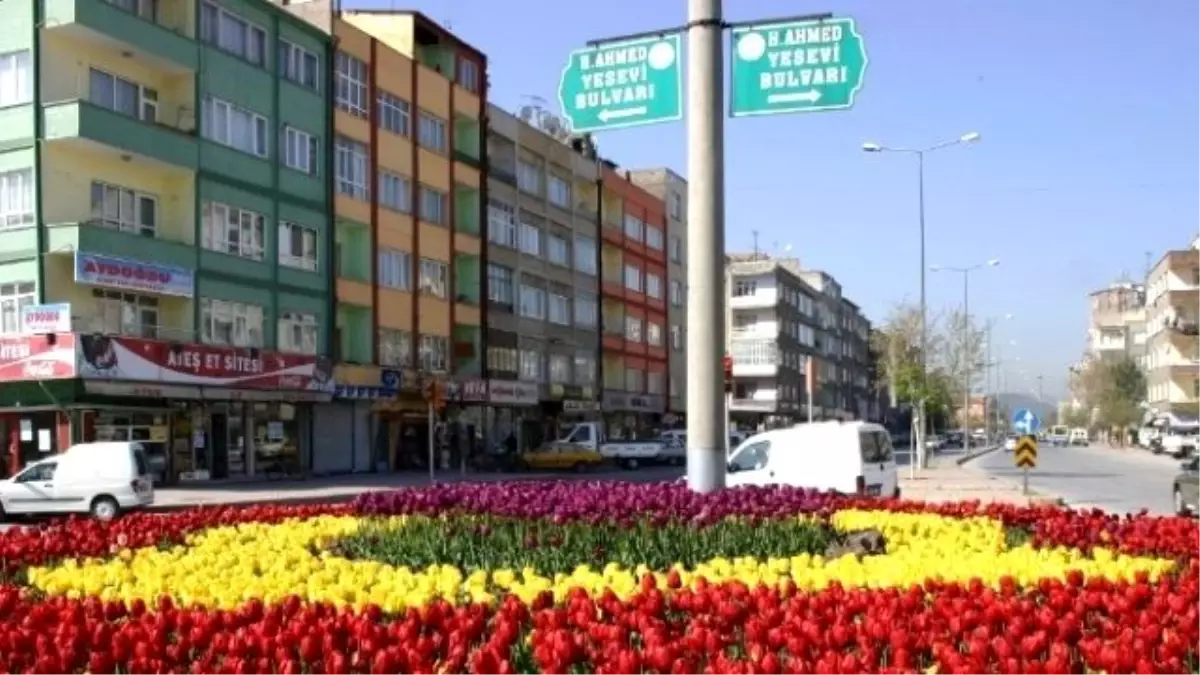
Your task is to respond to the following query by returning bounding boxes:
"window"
[0,51,31,107]
[548,175,571,208]
[487,264,514,305]
[574,235,597,274]
[417,110,447,153]
[281,126,317,174]
[646,273,662,299]
[517,160,541,194]
[574,353,595,385]
[647,322,663,347]
[377,91,410,135]
[733,280,757,297]
[625,315,643,342]
[549,353,571,383]
[378,249,412,290]
[519,348,543,381]
[669,192,683,220]
[648,372,665,395]
[623,264,642,292]
[202,97,267,157]
[0,281,36,334]
[335,136,369,200]
[199,297,264,347]
[15,462,56,483]
[574,293,597,327]
[378,328,411,367]
[646,225,664,250]
[378,171,411,212]
[669,236,683,263]
[670,280,683,306]
[623,214,643,241]
[278,311,317,354]
[487,199,518,248]
[90,289,160,339]
[519,284,546,319]
[278,221,317,271]
[419,259,448,298]
[335,51,368,116]
[547,233,569,266]
[201,202,265,260]
[278,39,319,90]
[728,441,770,473]
[456,58,479,93]
[418,186,446,225]
[200,2,266,65]
[625,368,643,393]
[89,68,157,122]
[419,335,449,372]
[670,324,683,350]
[548,293,570,325]
[519,221,541,256]
[487,346,518,375]
[90,181,156,237]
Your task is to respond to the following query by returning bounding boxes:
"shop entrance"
[211,413,228,479]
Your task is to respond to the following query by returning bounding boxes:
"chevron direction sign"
[1014,435,1038,469]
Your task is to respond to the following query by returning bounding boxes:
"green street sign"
[557,35,683,133]
[729,17,868,118]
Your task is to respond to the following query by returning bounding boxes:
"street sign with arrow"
[1011,408,1041,435]
[1014,434,1038,495]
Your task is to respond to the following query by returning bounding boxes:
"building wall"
[483,104,600,395]
[628,168,687,414]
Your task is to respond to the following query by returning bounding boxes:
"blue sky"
[352,0,1199,400]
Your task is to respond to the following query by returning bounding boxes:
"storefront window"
[225,407,247,477]
[254,402,301,476]
[94,411,170,483]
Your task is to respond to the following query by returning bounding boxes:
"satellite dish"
[542,117,562,137]
[517,105,536,123]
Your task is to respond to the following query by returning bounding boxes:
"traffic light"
[422,380,445,410]
[723,354,734,394]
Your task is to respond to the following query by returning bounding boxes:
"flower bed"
[0,481,1197,674]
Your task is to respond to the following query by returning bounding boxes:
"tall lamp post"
[930,259,1000,455]
[862,132,980,468]
[985,314,1014,437]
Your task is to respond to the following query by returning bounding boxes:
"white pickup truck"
[555,422,672,469]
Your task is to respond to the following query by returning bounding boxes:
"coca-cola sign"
[0,334,76,381]
[77,335,333,391]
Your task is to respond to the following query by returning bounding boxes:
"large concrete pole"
[685,0,727,492]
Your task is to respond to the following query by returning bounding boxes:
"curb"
[955,444,1001,465]
[145,491,363,513]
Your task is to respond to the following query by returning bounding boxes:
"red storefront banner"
[76,335,334,392]
[0,333,77,381]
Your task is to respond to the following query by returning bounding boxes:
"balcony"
[454,254,481,306]
[43,101,198,171]
[44,219,195,269]
[44,0,197,73]
[730,291,778,310]
[73,315,195,344]
[731,338,778,377]
[453,115,482,168]
[454,185,480,237]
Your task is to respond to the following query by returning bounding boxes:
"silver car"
[1173,458,1199,516]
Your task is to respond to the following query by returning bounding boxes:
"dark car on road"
[1174,457,1199,516]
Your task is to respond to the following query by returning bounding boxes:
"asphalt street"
[968,442,1186,516]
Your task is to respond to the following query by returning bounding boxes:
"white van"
[0,441,154,520]
[725,421,900,498]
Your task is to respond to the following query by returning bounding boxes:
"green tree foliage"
[1073,356,1146,435]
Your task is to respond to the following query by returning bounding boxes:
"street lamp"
[930,259,1000,455]
[862,132,981,469]
[984,314,1015,436]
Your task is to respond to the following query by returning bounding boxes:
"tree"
[934,309,989,412]
[1059,406,1091,429]
[1073,356,1146,444]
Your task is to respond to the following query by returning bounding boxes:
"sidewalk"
[897,447,1055,506]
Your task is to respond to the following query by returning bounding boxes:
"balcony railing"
[731,338,778,366]
[74,317,196,344]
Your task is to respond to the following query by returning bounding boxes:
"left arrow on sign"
[597,106,648,122]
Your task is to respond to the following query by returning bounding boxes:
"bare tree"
[934,309,988,411]
[868,302,947,408]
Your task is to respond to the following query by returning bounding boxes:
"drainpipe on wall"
[324,31,337,360]
[32,0,45,303]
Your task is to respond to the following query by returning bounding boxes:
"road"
[968,443,1185,516]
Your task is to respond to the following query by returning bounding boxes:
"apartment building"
[1143,243,1199,420]
[484,105,601,447]
[839,297,877,420]
[599,166,669,433]
[0,0,336,481]
[798,269,870,421]
[247,8,486,474]
[724,255,821,426]
[1085,281,1146,362]
[627,168,688,418]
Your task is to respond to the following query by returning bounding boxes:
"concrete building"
[1144,244,1199,420]
[724,255,821,426]
[627,168,688,418]
[1085,281,1146,362]
[0,0,336,481]
[798,269,873,421]
[267,7,487,474]
[599,165,669,433]
[484,105,601,447]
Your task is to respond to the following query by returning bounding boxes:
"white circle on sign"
[647,42,677,70]
[736,32,766,61]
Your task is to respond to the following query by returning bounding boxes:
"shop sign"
[549,384,593,400]
[627,394,665,413]
[487,380,538,406]
[76,335,334,392]
[75,252,194,298]
[334,385,396,400]
[21,303,72,334]
[601,390,629,411]
[459,379,488,402]
[0,333,77,381]
[562,400,599,413]
[380,369,402,392]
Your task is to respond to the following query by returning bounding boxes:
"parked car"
[1069,428,1089,446]
[1003,435,1018,452]
[1173,457,1199,516]
[520,442,604,472]
[924,435,945,452]
[0,441,154,520]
